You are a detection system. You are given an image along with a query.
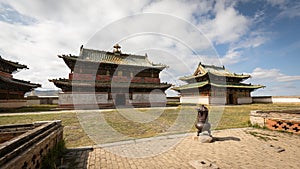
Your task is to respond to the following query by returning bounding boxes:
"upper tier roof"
[172,80,264,91]
[179,62,250,81]
[59,45,167,69]
[0,56,28,73]
[49,78,171,92]
[0,76,41,89]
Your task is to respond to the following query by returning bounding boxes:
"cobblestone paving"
[61,128,300,169]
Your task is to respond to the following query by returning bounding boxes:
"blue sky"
[0,0,299,96]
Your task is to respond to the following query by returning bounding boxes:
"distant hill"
[25,89,61,97]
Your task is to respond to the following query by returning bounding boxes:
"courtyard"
[0,103,299,168]
[62,128,300,169]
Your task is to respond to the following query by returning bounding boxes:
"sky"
[0,0,299,96]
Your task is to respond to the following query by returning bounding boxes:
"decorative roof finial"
[79,45,84,55]
[113,44,121,53]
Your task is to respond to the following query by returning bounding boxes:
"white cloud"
[0,0,291,97]
[143,0,213,21]
[246,67,300,96]
[220,50,242,65]
[266,0,300,19]
[266,0,287,6]
[234,31,268,49]
[0,0,153,88]
[219,30,269,65]
[200,0,250,44]
[196,0,266,66]
[250,67,300,82]
[278,4,300,18]
[5,0,150,24]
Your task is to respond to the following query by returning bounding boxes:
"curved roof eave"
[179,72,250,81]
[58,55,167,70]
[172,81,264,91]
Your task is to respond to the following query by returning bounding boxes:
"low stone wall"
[166,96,180,103]
[180,96,209,105]
[237,97,252,104]
[58,92,113,109]
[0,121,63,169]
[132,93,167,107]
[0,100,26,108]
[58,92,168,109]
[272,96,300,103]
[250,110,300,134]
[26,96,59,106]
[252,96,300,103]
[210,96,226,105]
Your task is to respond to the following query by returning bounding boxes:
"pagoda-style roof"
[172,80,264,91]
[0,56,28,73]
[0,56,41,94]
[179,62,250,81]
[59,45,167,70]
[49,79,171,90]
[0,76,41,90]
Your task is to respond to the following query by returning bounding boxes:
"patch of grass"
[215,103,300,130]
[245,131,276,141]
[42,139,66,169]
[0,103,299,147]
[103,108,183,138]
[166,102,181,106]
[276,129,294,135]
[250,123,263,129]
[245,129,280,141]
[0,112,94,148]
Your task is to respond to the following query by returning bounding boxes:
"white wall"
[59,92,109,105]
[26,99,40,106]
[252,97,272,103]
[53,99,59,104]
[209,97,226,105]
[180,96,250,105]
[237,97,252,104]
[252,96,300,103]
[132,93,148,103]
[272,97,300,103]
[132,93,167,105]
[180,96,209,105]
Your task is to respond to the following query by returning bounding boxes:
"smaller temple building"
[50,44,171,108]
[0,56,41,108]
[172,63,264,105]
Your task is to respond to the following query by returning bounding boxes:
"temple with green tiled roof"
[172,62,264,105]
[50,44,171,108]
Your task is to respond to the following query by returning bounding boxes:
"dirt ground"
[61,128,300,168]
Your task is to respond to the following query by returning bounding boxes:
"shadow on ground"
[59,147,93,169]
[213,136,241,142]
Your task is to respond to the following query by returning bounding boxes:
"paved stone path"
[61,128,300,169]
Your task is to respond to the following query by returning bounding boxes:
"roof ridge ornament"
[113,44,121,53]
